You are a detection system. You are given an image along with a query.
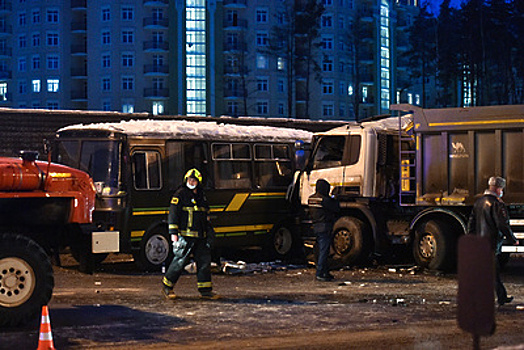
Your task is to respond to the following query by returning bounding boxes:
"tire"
[0,234,54,327]
[135,227,173,272]
[412,219,456,271]
[267,224,295,259]
[330,216,371,267]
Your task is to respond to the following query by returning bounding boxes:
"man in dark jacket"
[467,176,518,306]
[162,168,219,300]
[308,179,340,281]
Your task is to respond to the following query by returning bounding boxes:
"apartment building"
[0,0,420,120]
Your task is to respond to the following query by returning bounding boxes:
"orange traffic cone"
[37,306,56,350]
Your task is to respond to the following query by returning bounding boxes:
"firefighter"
[467,176,519,306]
[162,168,220,300]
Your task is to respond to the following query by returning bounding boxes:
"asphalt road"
[2,253,524,350]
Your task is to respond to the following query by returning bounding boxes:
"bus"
[53,119,313,270]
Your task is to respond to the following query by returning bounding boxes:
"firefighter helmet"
[184,168,203,183]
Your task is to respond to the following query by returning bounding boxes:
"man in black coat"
[308,179,340,282]
[467,176,518,306]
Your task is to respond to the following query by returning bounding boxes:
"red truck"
[0,151,96,326]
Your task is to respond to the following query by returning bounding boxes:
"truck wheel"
[331,217,370,267]
[135,228,173,272]
[0,234,54,327]
[267,224,295,259]
[413,219,456,271]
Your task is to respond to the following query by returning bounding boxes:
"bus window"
[79,141,121,194]
[312,136,345,170]
[254,144,292,188]
[132,150,162,190]
[212,143,252,189]
[56,140,80,167]
[166,141,209,189]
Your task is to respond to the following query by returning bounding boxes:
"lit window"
[277,57,285,70]
[257,54,268,69]
[47,79,59,92]
[122,100,134,113]
[152,101,164,115]
[0,82,7,101]
[32,79,40,92]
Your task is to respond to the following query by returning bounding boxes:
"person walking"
[308,179,340,282]
[161,168,220,300]
[467,176,518,306]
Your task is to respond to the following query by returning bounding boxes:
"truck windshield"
[57,140,122,195]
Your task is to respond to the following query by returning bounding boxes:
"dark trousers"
[163,236,212,293]
[495,254,508,303]
[314,223,333,277]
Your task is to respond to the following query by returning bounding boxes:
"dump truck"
[0,151,98,326]
[290,104,524,270]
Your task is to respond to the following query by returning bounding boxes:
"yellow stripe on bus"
[132,210,169,216]
[225,193,250,211]
[131,230,145,238]
[214,224,274,233]
[249,192,286,198]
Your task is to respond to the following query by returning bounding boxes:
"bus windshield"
[57,140,122,195]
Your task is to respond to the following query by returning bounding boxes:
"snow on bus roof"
[59,119,313,143]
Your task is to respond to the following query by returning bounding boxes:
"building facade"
[0,0,420,120]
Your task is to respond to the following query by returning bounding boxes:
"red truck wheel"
[0,234,54,327]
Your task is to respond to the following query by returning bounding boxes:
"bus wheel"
[135,228,172,272]
[268,225,294,259]
[0,234,54,327]
[413,219,455,271]
[331,217,370,267]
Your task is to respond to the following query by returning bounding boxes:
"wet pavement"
[1,253,524,349]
